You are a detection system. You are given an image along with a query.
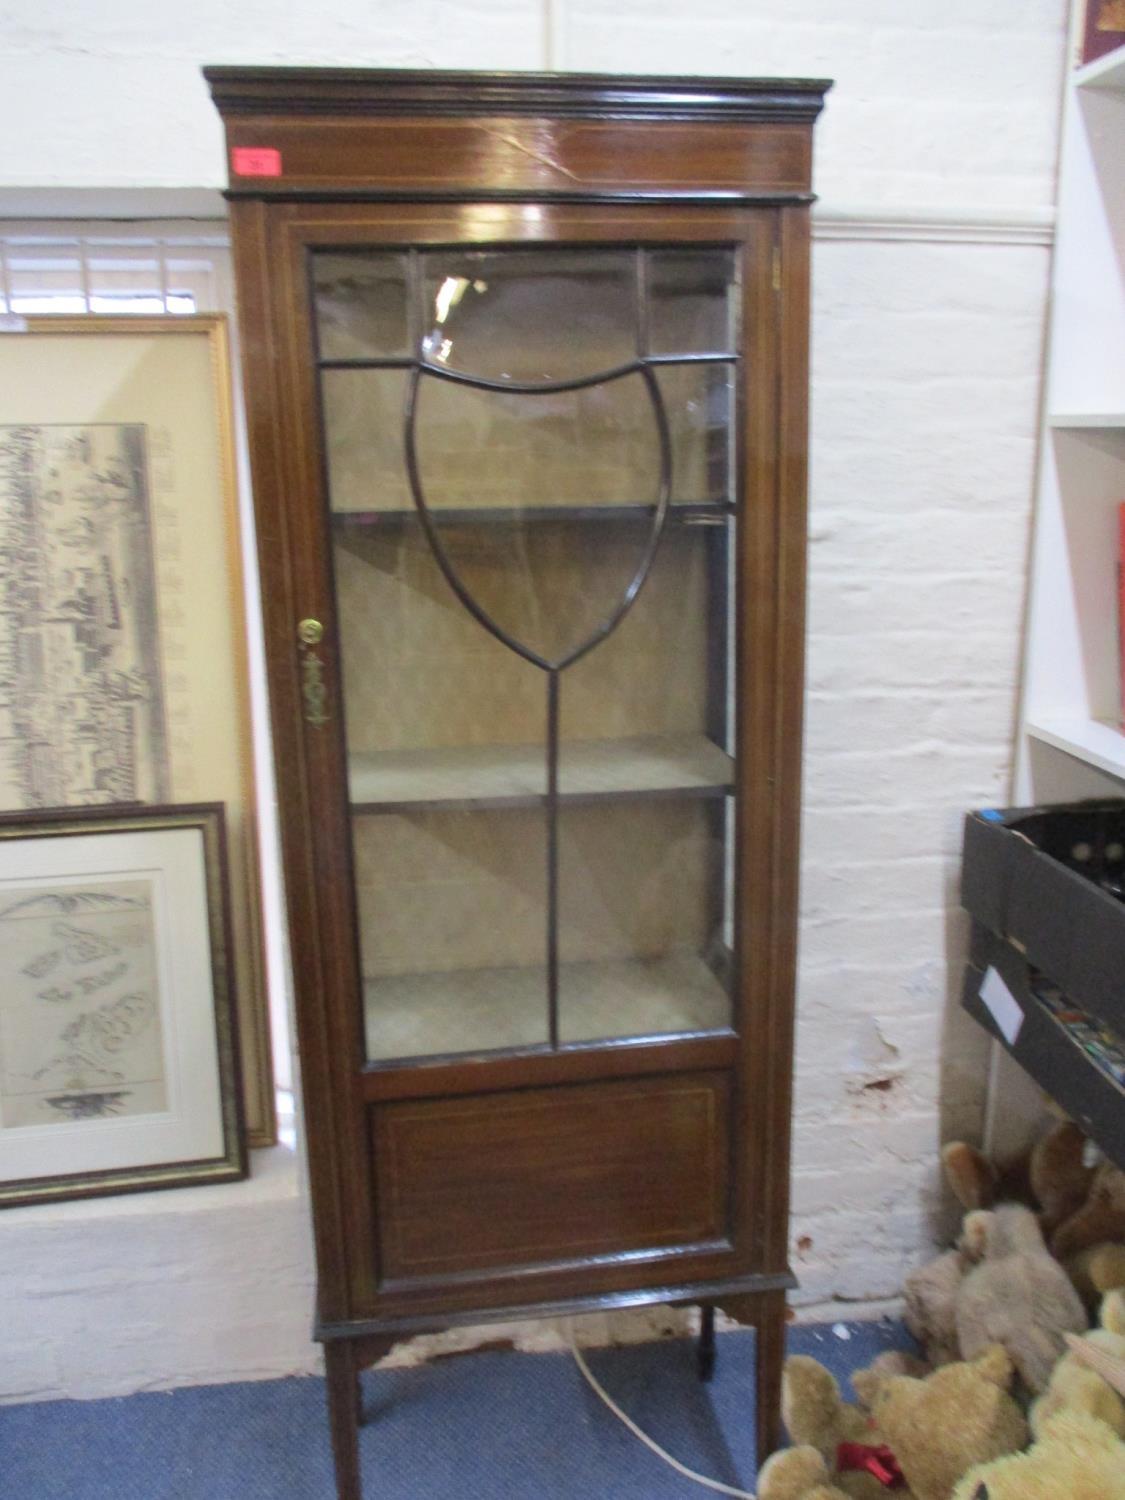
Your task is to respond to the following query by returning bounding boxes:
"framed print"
[0,317,274,1144]
[0,803,245,1206]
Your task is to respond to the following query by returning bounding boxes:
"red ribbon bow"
[836,1440,906,1488]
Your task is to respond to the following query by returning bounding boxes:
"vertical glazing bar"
[546,667,560,1049]
[408,248,423,356]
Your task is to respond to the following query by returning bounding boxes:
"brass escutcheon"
[297,618,329,725]
[301,655,329,727]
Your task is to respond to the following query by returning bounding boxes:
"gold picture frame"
[0,317,274,1144]
[0,803,246,1207]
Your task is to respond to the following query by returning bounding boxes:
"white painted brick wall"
[0,1150,319,1402]
[560,0,1066,208]
[0,0,1066,1400]
[792,232,1048,1304]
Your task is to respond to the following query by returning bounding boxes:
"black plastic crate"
[962,923,1124,1171]
[961,799,1125,1036]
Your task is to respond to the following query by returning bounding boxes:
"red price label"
[231,147,282,178]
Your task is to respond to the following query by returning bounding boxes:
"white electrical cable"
[568,1327,758,1499]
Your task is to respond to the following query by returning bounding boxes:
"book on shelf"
[1081,0,1125,64]
[1120,502,1125,733]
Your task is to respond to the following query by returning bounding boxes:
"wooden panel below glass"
[370,1071,731,1279]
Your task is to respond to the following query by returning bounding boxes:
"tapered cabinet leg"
[325,1340,363,1500]
[754,1291,787,1472]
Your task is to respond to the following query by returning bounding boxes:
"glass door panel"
[334,518,548,1061]
[322,368,412,513]
[313,251,411,360]
[557,798,730,1043]
[409,514,658,677]
[648,249,738,355]
[410,371,662,665]
[312,241,740,1063]
[654,363,736,504]
[557,511,735,1045]
[412,373,660,510]
[420,250,636,382]
[355,807,549,1061]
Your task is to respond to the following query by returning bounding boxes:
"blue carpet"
[0,1319,916,1498]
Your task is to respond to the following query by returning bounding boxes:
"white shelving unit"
[1016,31,1125,802]
[1047,413,1125,428]
[988,24,1125,1156]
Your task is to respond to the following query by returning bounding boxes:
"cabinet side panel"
[371,1072,731,1279]
[759,204,811,1269]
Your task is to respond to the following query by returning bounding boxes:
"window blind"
[0,223,232,316]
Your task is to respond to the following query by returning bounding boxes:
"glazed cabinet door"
[252,203,787,1316]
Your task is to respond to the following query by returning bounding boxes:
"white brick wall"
[792,231,1048,1304]
[0,1151,319,1402]
[559,0,1066,208]
[0,0,1068,1398]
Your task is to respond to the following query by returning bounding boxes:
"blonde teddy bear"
[1029,1287,1125,1438]
[776,1354,908,1500]
[950,1409,1125,1500]
[868,1345,1027,1500]
[756,1444,852,1500]
[765,1345,1028,1500]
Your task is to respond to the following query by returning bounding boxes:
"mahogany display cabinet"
[207,66,830,1500]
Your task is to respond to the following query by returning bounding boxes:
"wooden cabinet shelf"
[332,502,732,527]
[348,733,734,811]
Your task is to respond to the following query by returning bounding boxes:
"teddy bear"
[949,1409,1125,1500]
[1029,1288,1125,1438]
[955,1203,1088,1394]
[773,1346,1027,1500]
[755,1444,852,1500]
[904,1123,1101,1370]
[1050,1159,1125,1260]
[904,1203,1094,1381]
[778,1354,909,1500]
[1063,1238,1125,1310]
[903,1245,967,1368]
[1064,1291,1125,1400]
[867,1345,1028,1500]
[941,1119,1093,1234]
